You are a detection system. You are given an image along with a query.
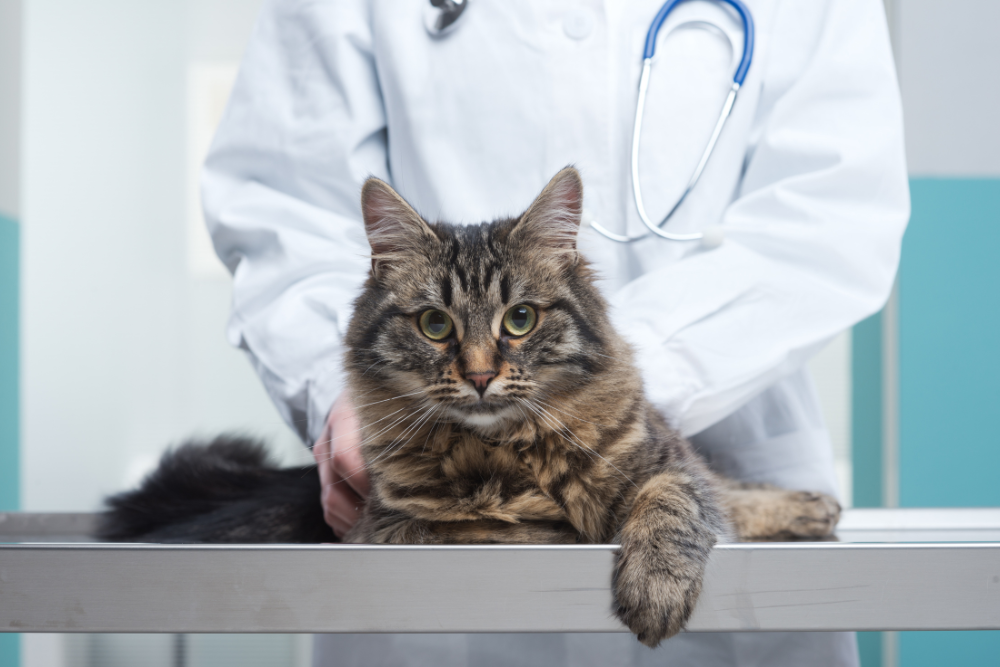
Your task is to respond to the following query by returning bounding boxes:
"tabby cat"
[99,168,840,646]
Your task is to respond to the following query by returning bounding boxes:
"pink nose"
[465,372,496,398]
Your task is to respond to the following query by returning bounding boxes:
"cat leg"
[613,469,723,647]
[717,480,841,541]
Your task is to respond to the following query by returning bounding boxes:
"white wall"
[897,0,1000,176]
[19,0,307,513]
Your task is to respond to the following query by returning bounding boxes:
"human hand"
[313,393,370,538]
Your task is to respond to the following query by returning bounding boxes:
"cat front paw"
[784,491,841,539]
[724,485,842,541]
[612,538,705,647]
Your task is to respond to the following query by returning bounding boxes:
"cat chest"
[378,450,612,538]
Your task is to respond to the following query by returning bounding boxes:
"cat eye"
[502,304,537,337]
[419,309,454,340]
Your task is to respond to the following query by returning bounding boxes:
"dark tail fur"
[96,435,337,544]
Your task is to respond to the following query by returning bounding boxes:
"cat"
[98,167,840,646]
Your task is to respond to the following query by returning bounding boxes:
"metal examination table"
[1,509,999,634]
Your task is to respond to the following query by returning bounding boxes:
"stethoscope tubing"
[645,0,754,83]
[422,0,755,246]
[590,0,755,246]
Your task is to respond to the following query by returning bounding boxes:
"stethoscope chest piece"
[424,0,469,37]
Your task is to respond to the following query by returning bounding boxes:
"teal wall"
[0,213,19,667]
[852,313,884,510]
[852,312,884,667]
[851,178,1000,666]
[851,313,882,667]
[899,179,1000,508]
[0,632,16,666]
[898,179,1000,665]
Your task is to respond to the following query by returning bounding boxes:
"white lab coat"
[202,0,908,664]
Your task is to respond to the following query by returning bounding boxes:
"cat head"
[344,168,614,434]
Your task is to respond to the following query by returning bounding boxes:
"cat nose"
[465,372,496,398]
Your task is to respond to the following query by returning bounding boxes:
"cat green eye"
[419,309,454,341]
[502,304,537,337]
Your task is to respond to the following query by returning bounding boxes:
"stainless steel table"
[1,509,998,634]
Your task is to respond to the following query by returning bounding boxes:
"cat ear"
[361,177,436,277]
[515,167,584,259]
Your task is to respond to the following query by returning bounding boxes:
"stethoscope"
[425,0,755,249]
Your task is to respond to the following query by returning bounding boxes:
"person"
[202,0,909,665]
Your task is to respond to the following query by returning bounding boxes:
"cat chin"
[447,405,520,432]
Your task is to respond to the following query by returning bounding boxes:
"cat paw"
[612,539,704,647]
[723,484,843,542]
[784,491,841,538]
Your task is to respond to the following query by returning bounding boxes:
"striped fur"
[99,168,839,647]
[345,169,841,646]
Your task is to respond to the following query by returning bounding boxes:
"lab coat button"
[563,9,595,40]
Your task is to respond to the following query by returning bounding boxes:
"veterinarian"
[202,0,908,665]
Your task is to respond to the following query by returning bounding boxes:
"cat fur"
[98,168,839,646]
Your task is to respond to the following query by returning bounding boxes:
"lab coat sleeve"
[614,0,909,437]
[201,0,383,444]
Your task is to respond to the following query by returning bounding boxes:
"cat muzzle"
[464,372,496,398]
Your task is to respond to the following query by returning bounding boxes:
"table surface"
[1,508,999,634]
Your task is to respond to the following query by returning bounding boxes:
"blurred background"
[0,0,998,665]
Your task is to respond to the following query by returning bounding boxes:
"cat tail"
[95,435,338,544]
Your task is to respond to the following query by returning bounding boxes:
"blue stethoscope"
[425,0,755,248]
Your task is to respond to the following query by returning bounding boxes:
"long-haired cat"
[99,168,840,646]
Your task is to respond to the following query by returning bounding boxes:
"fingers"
[321,474,364,538]
[328,394,370,499]
[312,424,334,489]
[332,434,370,499]
[316,393,371,538]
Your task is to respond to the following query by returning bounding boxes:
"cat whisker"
[515,398,594,458]
[313,407,417,465]
[536,399,605,427]
[387,403,440,454]
[517,399,604,468]
[349,381,398,401]
[394,403,443,458]
[311,405,412,453]
[313,389,430,455]
[519,398,636,488]
[310,408,407,452]
[349,403,440,476]
[420,409,444,456]
[361,360,387,377]
[352,389,426,410]
[512,402,530,426]
[326,405,435,486]
[510,403,540,453]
